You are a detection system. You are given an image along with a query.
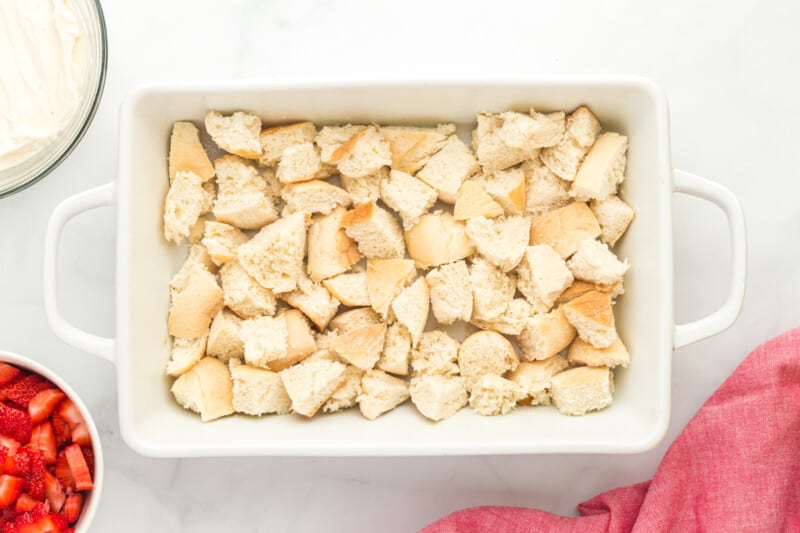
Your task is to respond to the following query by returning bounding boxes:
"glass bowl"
[0,0,108,198]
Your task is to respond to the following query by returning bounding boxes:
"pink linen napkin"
[422,328,800,533]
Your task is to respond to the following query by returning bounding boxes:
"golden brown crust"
[529,202,601,258]
[329,128,368,165]
[169,122,215,183]
[562,290,614,328]
[341,202,375,228]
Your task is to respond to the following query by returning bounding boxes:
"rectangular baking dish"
[43,78,746,456]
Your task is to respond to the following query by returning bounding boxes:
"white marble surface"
[1,0,798,531]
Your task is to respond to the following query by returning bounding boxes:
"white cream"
[0,0,86,171]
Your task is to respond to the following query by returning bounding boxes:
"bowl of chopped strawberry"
[0,352,101,533]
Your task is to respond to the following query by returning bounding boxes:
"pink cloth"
[422,328,800,533]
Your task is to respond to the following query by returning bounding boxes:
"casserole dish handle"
[44,182,116,362]
[672,169,747,348]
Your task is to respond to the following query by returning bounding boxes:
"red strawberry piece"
[3,449,30,477]
[0,475,25,508]
[0,404,32,444]
[43,473,64,514]
[61,493,82,524]
[53,453,73,492]
[55,401,90,447]
[14,493,38,512]
[28,424,56,466]
[0,438,20,456]
[79,448,93,477]
[49,417,70,449]
[46,513,68,532]
[1,523,18,533]
[17,511,60,533]
[1,375,52,408]
[28,391,65,426]
[0,364,21,387]
[62,446,91,492]
[24,450,45,500]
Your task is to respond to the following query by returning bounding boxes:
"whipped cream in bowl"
[0,0,106,197]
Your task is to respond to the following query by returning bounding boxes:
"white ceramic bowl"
[0,350,103,531]
[43,78,746,456]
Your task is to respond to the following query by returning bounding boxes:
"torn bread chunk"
[465,216,530,272]
[516,245,574,310]
[571,132,628,201]
[380,169,438,230]
[316,124,367,164]
[281,273,341,330]
[550,366,614,416]
[163,171,207,244]
[568,335,630,368]
[458,330,519,390]
[307,206,361,282]
[426,260,472,325]
[204,111,262,159]
[342,202,406,259]
[357,369,410,420]
[169,121,215,182]
[529,202,601,259]
[590,195,635,247]
[170,244,216,300]
[330,323,387,370]
[323,365,364,413]
[410,374,468,421]
[522,158,572,218]
[340,166,387,205]
[473,110,564,173]
[472,112,537,173]
[411,330,460,377]
[562,290,616,349]
[230,361,292,416]
[566,238,629,286]
[379,124,454,174]
[280,180,351,215]
[517,307,576,361]
[471,298,534,335]
[322,271,370,307]
[219,259,277,319]
[279,359,348,417]
[556,279,622,306]
[329,307,381,334]
[453,179,504,220]
[166,335,207,377]
[262,169,283,203]
[391,277,429,347]
[276,142,332,184]
[259,121,317,167]
[206,309,244,362]
[213,155,278,230]
[202,221,248,266]
[168,267,224,338]
[416,135,479,203]
[468,374,527,416]
[237,211,308,293]
[329,126,391,178]
[484,168,526,216]
[171,357,233,422]
[404,212,475,269]
[469,257,515,321]
[241,311,316,371]
[377,323,411,376]
[366,258,416,318]
[540,106,602,181]
[506,355,569,406]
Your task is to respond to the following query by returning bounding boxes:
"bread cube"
[329,307,381,334]
[380,169,438,230]
[458,331,518,390]
[410,374,468,421]
[540,106,602,181]
[484,168,526,216]
[376,323,411,376]
[171,357,233,422]
[379,124,454,174]
[469,257,515,321]
[507,355,569,406]
[516,245,574,310]
[169,121,215,183]
[259,121,317,167]
[342,202,406,259]
[205,110,262,159]
[280,179,352,215]
[213,155,278,230]
[562,290,616,349]
[276,142,332,184]
[571,132,627,201]
[206,309,244,362]
[329,323,387,371]
[316,124,366,164]
[202,221,248,266]
[468,374,527,416]
[471,298,534,335]
[323,365,364,413]
[357,369,410,420]
[566,239,629,286]
[465,216,529,272]
[568,335,630,368]
[322,271,370,307]
[550,366,614,416]
[340,167,386,205]
[230,361,292,416]
[219,260,277,319]
[168,267,223,338]
[391,277,429,348]
[241,311,316,371]
[521,158,571,218]
[166,335,207,377]
[279,359,348,417]
[281,273,341,330]
[590,195,635,247]
[453,180,504,220]
[529,202,601,259]
[416,135,479,203]
[330,126,391,178]
[426,260,472,325]
[237,211,308,293]
[366,258,416,318]
[306,206,362,282]
[404,212,475,269]
[163,170,208,244]
[411,330,460,376]
[516,307,576,361]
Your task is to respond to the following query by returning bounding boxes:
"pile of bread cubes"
[163,104,635,423]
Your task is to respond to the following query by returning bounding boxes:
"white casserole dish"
[43,78,746,456]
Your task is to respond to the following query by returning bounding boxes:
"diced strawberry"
[14,493,37,512]
[0,437,20,456]
[53,454,73,492]
[0,364,21,387]
[79,448,93,477]
[3,449,30,477]
[62,446,91,492]
[0,375,52,408]
[43,473,64,513]
[49,417,70,449]
[25,451,46,500]
[47,513,68,531]
[55,401,89,447]
[28,424,56,466]
[0,475,25,508]
[27,391,65,426]
[0,404,32,444]
[17,511,61,533]
[1,522,18,533]
[61,493,82,524]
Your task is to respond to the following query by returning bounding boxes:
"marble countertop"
[1,0,798,530]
